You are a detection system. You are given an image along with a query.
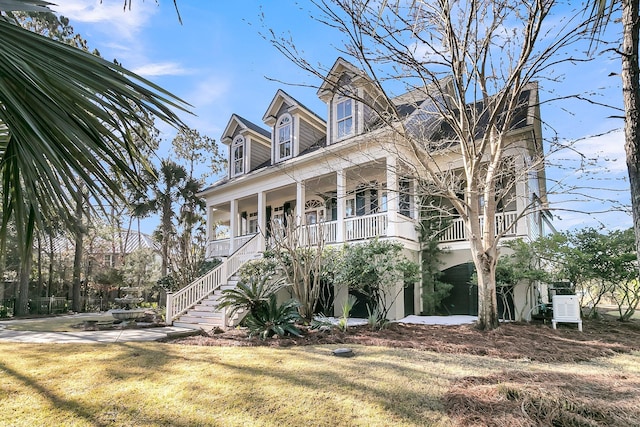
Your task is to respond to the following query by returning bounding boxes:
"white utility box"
[552,295,582,331]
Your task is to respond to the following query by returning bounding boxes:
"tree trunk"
[471,240,500,330]
[15,248,32,316]
[622,0,640,282]
[72,191,84,312]
[36,233,43,298]
[47,233,54,298]
[161,197,172,277]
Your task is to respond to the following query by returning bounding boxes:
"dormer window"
[336,97,353,139]
[232,135,244,177]
[277,114,292,161]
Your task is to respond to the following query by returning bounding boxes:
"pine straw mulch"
[444,370,640,427]
[168,316,640,363]
[168,317,640,426]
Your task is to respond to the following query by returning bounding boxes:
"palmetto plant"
[217,276,287,320]
[243,295,301,340]
[218,276,301,339]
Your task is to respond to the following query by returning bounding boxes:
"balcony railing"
[345,212,388,241]
[438,212,519,242]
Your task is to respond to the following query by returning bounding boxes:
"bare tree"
[268,214,327,322]
[268,0,591,329]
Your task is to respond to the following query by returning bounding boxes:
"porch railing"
[166,233,261,324]
[303,220,338,245]
[345,212,388,241]
[438,212,519,242]
[206,233,258,258]
[207,238,230,257]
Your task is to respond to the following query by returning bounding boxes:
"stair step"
[191,304,220,311]
[177,315,224,325]
[172,246,260,329]
[173,321,224,331]
[186,309,223,318]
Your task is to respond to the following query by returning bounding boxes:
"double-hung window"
[277,114,292,161]
[399,179,412,217]
[248,212,258,234]
[232,136,244,177]
[336,97,353,139]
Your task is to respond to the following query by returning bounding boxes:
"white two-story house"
[166,58,552,328]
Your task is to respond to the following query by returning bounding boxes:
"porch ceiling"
[209,158,389,212]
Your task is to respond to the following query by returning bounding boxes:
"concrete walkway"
[0,313,477,344]
[0,326,197,344]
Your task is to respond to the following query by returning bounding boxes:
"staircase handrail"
[166,233,261,324]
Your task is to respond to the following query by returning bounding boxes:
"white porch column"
[386,156,398,237]
[257,191,266,252]
[514,155,527,236]
[336,169,345,242]
[296,181,306,225]
[205,205,214,259]
[229,199,238,255]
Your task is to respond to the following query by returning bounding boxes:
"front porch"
[205,158,421,258]
[208,211,405,257]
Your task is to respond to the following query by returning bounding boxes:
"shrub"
[335,239,419,321]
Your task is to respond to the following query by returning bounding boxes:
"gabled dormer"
[221,114,271,179]
[317,58,392,145]
[262,89,326,164]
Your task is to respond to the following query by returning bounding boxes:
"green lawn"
[1,342,638,426]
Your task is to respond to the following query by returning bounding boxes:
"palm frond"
[0,0,53,13]
[0,17,190,255]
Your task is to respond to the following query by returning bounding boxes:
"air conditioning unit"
[552,295,582,331]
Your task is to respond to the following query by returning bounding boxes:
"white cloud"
[50,0,157,40]
[185,75,231,110]
[132,62,190,77]
[548,130,626,178]
[571,130,627,174]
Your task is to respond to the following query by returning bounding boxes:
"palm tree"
[588,1,640,280]
[0,1,188,314]
[132,160,191,278]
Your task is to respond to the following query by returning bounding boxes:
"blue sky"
[50,1,631,233]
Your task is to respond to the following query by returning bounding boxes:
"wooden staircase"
[166,234,261,330]
[172,276,241,330]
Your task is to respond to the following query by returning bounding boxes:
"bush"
[335,239,419,321]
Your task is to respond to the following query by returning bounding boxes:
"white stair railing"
[166,233,262,324]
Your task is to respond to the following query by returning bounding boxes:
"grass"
[0,313,115,332]
[1,342,638,427]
